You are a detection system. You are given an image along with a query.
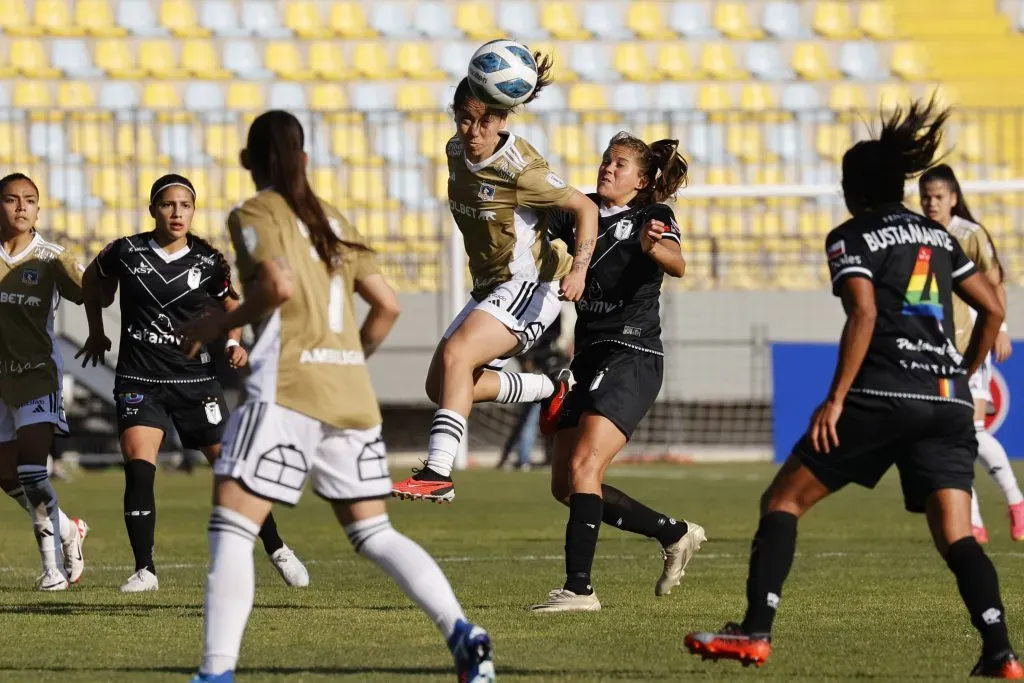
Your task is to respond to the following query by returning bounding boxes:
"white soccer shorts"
[0,389,69,442]
[214,401,392,506]
[444,280,562,370]
[969,352,994,404]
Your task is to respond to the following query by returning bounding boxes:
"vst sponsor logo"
[128,262,154,276]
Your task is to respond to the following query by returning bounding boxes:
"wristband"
[225,339,240,350]
[1000,322,1009,333]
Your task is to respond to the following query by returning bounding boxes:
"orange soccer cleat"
[683,623,772,668]
[391,470,455,503]
[970,651,1024,679]
[539,369,572,436]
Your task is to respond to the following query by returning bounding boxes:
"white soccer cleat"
[270,546,310,587]
[530,588,601,613]
[63,518,88,584]
[656,520,707,596]
[120,568,159,593]
[37,567,69,592]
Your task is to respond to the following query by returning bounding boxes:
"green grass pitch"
[0,463,1022,682]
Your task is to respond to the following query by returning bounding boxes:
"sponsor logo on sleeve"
[545,172,566,189]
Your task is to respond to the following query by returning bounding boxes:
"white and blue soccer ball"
[467,39,539,109]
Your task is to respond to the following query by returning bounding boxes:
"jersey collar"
[0,232,40,265]
[598,202,631,219]
[464,132,517,173]
[148,235,192,264]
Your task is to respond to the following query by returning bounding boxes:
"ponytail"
[605,132,689,206]
[191,234,240,300]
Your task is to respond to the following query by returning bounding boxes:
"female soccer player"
[530,133,705,612]
[684,100,1023,678]
[180,110,494,683]
[78,174,308,593]
[919,164,1024,543]
[0,172,89,591]
[392,53,599,503]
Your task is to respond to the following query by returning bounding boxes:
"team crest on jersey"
[478,183,495,201]
[204,400,222,425]
[20,269,38,285]
[186,266,202,290]
[612,219,633,241]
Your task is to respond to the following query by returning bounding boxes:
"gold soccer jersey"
[946,215,995,353]
[446,132,574,298]
[228,190,382,430]
[0,234,84,407]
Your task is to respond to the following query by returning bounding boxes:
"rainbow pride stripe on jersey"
[938,378,955,399]
[902,246,944,320]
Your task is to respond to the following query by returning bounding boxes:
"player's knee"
[440,338,470,374]
[568,453,603,492]
[760,487,807,517]
[550,476,571,503]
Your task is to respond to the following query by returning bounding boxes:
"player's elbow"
[375,292,401,321]
[984,298,1006,325]
[267,278,293,306]
[666,255,685,278]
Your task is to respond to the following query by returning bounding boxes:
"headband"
[151,182,196,203]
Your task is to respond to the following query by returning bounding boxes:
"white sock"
[495,372,555,404]
[200,506,260,676]
[426,409,466,478]
[976,422,1024,506]
[17,465,65,576]
[346,514,465,639]
[971,487,985,528]
[6,485,75,545]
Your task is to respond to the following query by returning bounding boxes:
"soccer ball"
[467,40,539,109]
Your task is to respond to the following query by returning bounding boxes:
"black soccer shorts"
[114,378,229,450]
[794,393,977,513]
[557,343,663,439]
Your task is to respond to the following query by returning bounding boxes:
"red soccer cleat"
[1009,502,1024,542]
[971,651,1024,678]
[683,623,772,668]
[391,471,455,503]
[539,369,572,436]
[975,525,990,544]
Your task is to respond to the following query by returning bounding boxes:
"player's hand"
[559,269,586,302]
[995,331,1013,363]
[640,219,667,253]
[74,333,111,368]
[226,343,248,369]
[180,312,227,359]
[809,397,843,454]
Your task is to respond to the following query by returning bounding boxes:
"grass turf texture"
[0,464,1022,682]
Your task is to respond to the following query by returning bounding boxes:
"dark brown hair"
[244,110,368,269]
[0,172,39,196]
[605,132,689,205]
[149,173,239,299]
[453,49,554,114]
[842,97,950,209]
[919,163,1004,282]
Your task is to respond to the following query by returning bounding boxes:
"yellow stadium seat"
[713,2,763,39]
[353,43,394,80]
[141,82,182,111]
[284,1,332,39]
[354,211,392,239]
[859,1,896,40]
[640,123,672,143]
[13,81,52,110]
[400,212,434,240]
[0,123,30,163]
[159,0,209,37]
[419,122,453,161]
[58,82,99,111]
[309,83,348,111]
[434,166,448,200]
[552,125,600,165]
[331,126,370,162]
[0,0,38,35]
[876,83,912,110]
[397,83,438,111]
[627,2,674,39]
[329,2,375,37]
[812,2,859,39]
[396,43,445,81]
[700,43,747,80]
[204,125,241,163]
[10,39,61,78]
[726,125,767,163]
[531,43,575,83]
[309,42,351,81]
[540,2,589,39]
[265,42,316,80]
[613,44,655,82]
[226,83,264,111]
[568,84,608,113]
[957,124,985,163]
[116,124,160,164]
[739,83,776,111]
[830,84,867,112]
[75,0,125,36]
[182,40,230,79]
[697,84,734,113]
[454,3,502,40]
[34,0,82,36]
[97,211,136,239]
[309,168,339,204]
[52,211,87,239]
[656,44,697,80]
[223,167,251,201]
[139,40,188,79]
[349,170,396,208]
[890,43,929,81]
[95,40,145,79]
[816,124,853,162]
[69,124,115,162]
[792,42,839,80]
[89,167,130,206]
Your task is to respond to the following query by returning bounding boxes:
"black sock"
[741,511,798,637]
[123,460,157,574]
[601,484,687,547]
[417,467,451,482]
[946,537,1012,658]
[259,512,285,555]
[563,493,602,596]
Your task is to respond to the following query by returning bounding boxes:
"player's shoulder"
[231,188,285,218]
[510,133,543,164]
[946,214,984,241]
[638,201,676,220]
[445,135,463,159]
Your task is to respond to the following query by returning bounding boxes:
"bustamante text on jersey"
[862,224,955,253]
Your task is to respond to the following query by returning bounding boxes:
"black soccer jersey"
[549,195,681,354]
[826,204,978,407]
[96,233,231,383]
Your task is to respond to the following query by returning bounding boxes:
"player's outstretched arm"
[75,262,114,367]
[956,271,1005,376]
[355,273,400,360]
[831,277,877,403]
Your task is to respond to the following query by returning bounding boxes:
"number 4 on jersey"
[902,246,944,320]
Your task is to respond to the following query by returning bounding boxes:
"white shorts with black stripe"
[213,401,391,506]
[444,280,562,370]
[0,389,68,442]
[969,352,994,404]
